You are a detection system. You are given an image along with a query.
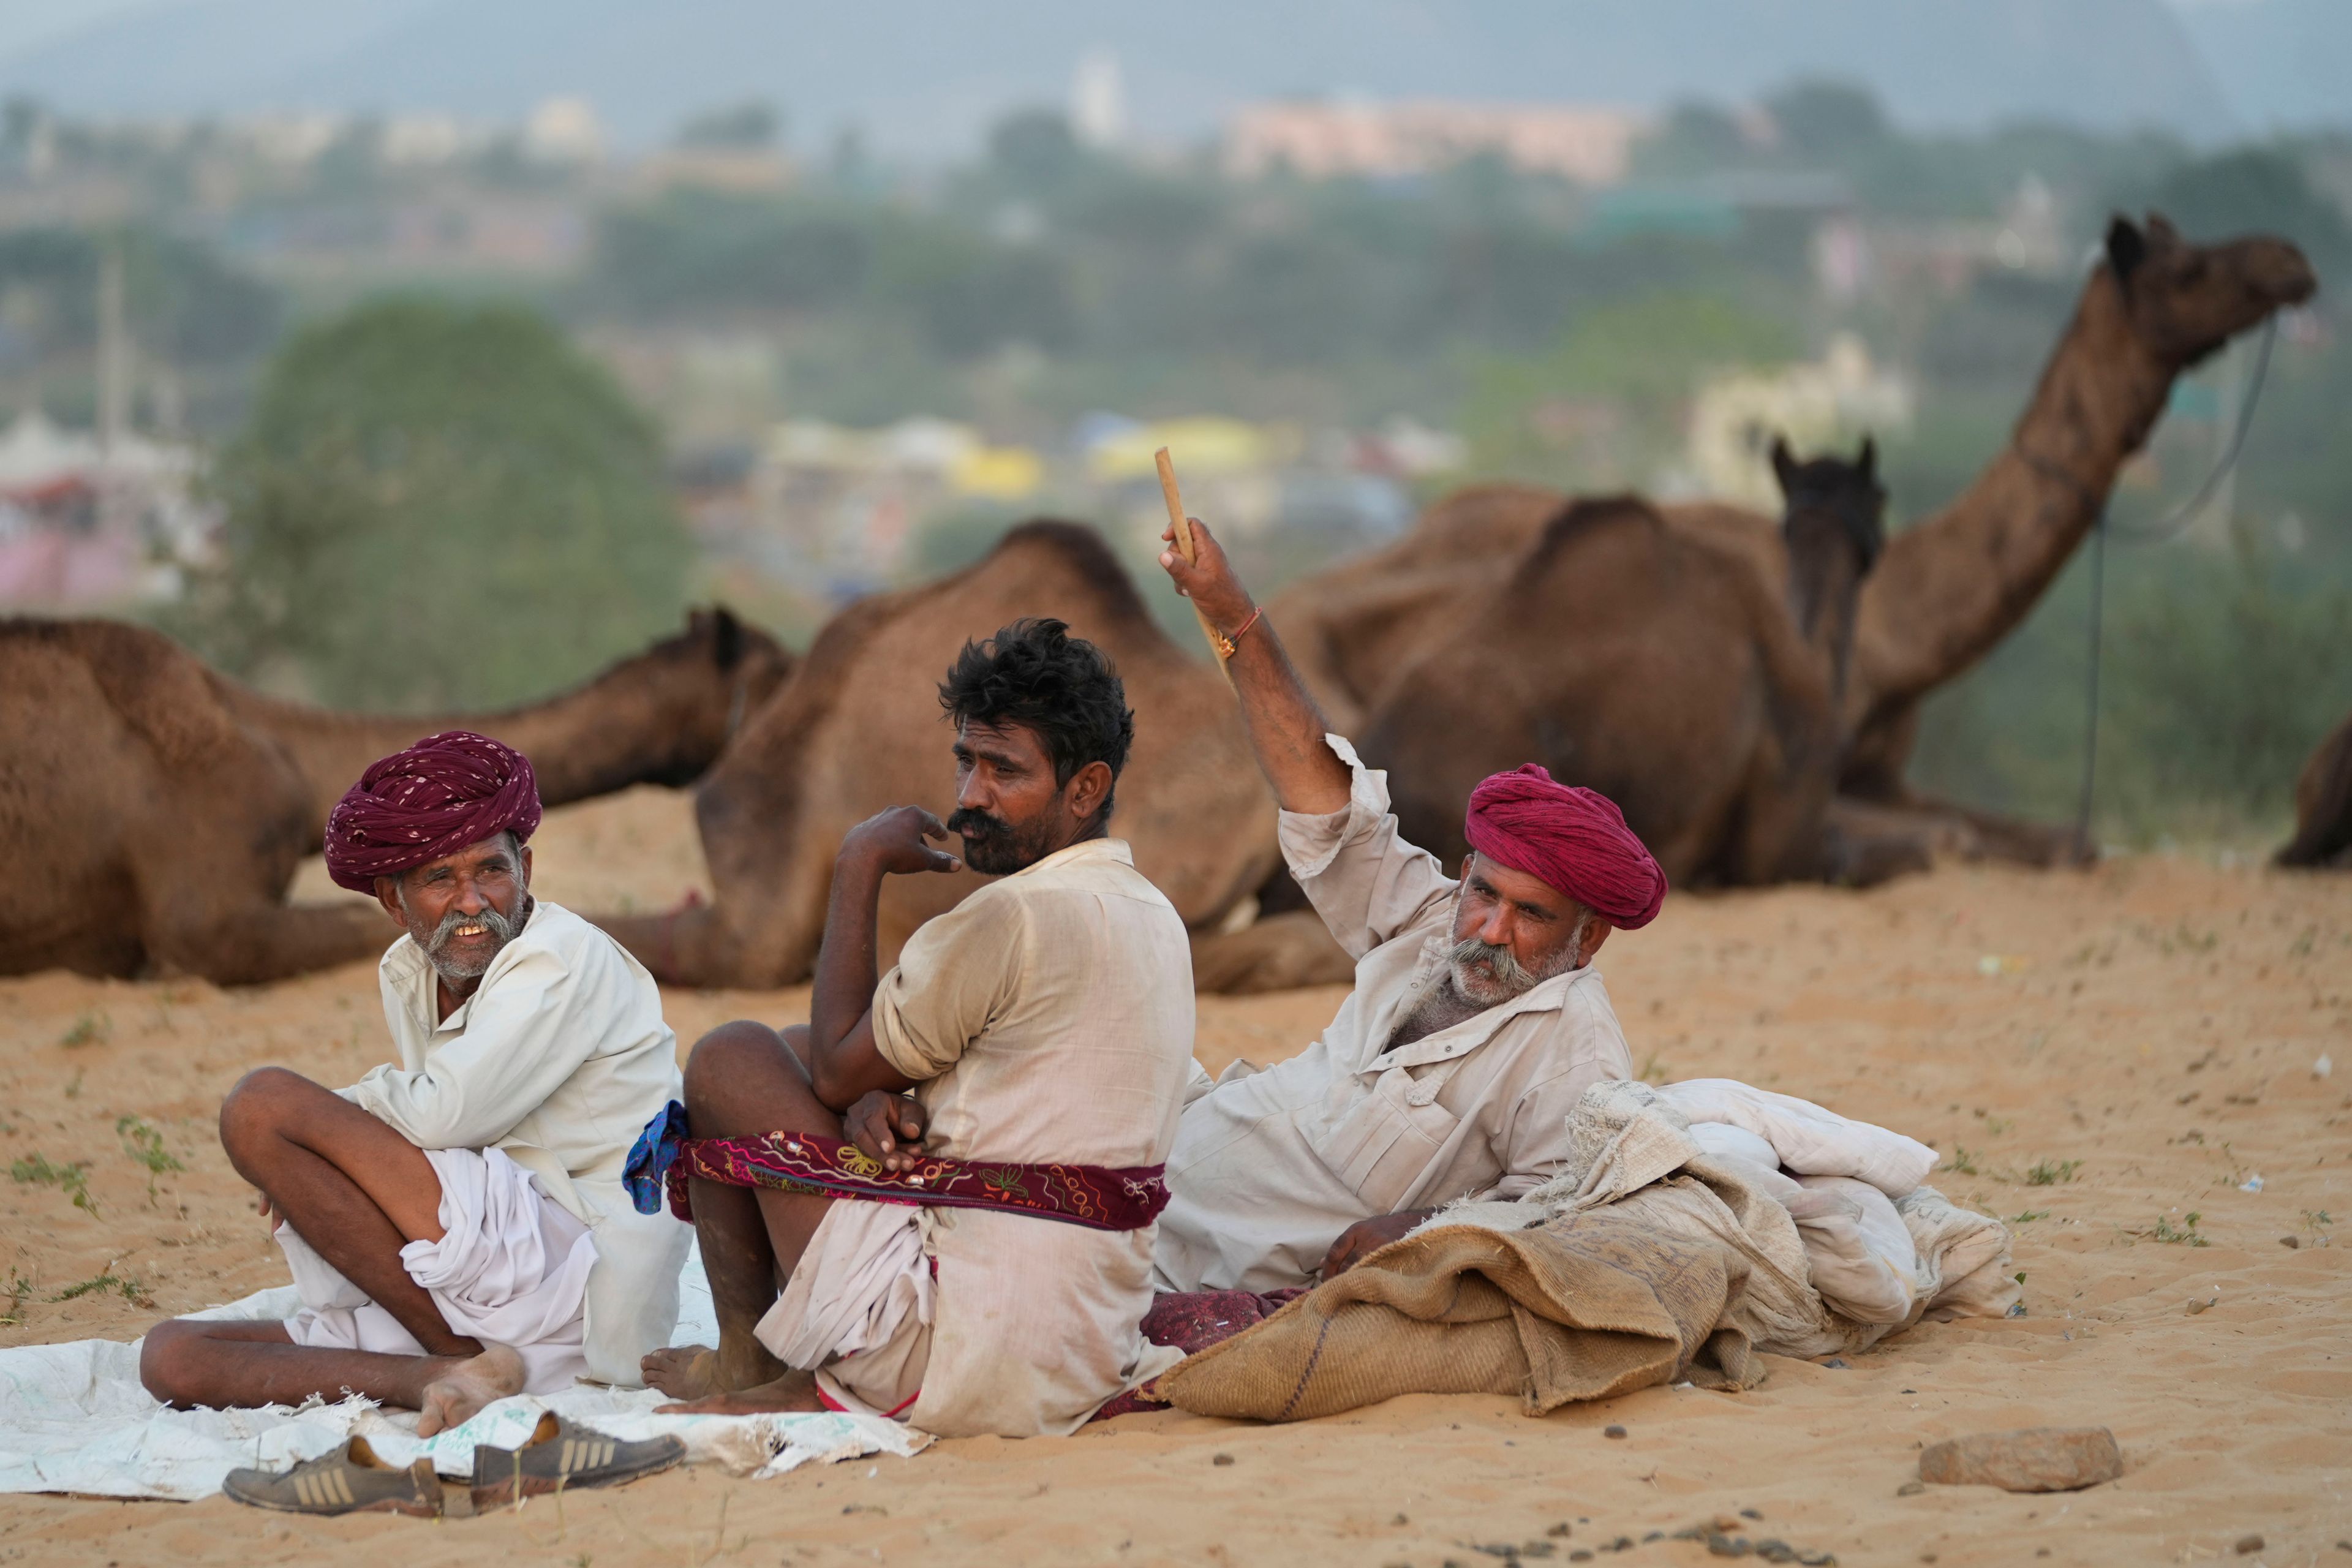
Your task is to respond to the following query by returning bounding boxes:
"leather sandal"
[221,1436,449,1516]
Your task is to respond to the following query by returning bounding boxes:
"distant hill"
[0,0,2283,157]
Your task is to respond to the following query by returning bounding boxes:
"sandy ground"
[2,785,2347,1567]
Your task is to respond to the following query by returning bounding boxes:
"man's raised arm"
[1157,518,1350,816]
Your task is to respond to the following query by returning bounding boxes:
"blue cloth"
[623,1099,690,1216]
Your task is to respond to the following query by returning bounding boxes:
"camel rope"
[2070,314,2280,856]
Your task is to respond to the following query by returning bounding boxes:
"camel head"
[1772,434,1887,648]
[630,606,793,785]
[2104,213,2316,371]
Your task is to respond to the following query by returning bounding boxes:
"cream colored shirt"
[1153,735,1634,1293]
[869,837,1194,1438]
[341,899,692,1385]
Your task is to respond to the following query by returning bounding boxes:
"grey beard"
[405,896,527,981]
[1444,914,1591,1008]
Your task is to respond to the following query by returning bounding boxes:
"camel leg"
[1818,797,1937,888]
[146,899,394,985]
[1189,909,1355,994]
[1884,792,2090,868]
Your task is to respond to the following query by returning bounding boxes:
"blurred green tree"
[677,100,782,149]
[1764,80,1891,157]
[172,296,690,710]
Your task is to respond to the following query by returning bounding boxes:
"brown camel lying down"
[1274,214,2316,878]
[0,609,788,982]
[1361,441,1891,889]
[597,522,1295,990]
[2277,711,2352,869]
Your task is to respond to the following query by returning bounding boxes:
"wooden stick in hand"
[1155,447,1236,677]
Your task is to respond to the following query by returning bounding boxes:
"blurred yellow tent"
[950,445,1045,501]
[1087,417,1293,484]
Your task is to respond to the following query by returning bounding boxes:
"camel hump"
[1,617,243,766]
[976,519,1154,625]
[1525,493,1671,571]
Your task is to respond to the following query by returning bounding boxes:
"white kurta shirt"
[868,837,1194,1437]
[339,899,692,1385]
[1153,736,1635,1293]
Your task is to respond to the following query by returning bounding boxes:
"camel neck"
[222,663,703,848]
[1846,268,2173,721]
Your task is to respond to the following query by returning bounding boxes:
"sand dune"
[2,786,2346,1566]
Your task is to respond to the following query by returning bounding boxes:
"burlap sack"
[1159,1210,1763,1423]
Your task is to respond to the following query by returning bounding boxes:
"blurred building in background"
[1224,100,1648,185]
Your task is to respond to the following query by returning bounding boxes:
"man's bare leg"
[140,1320,526,1434]
[217,1067,474,1355]
[642,1021,839,1412]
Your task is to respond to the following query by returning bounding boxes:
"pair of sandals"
[222,1412,682,1518]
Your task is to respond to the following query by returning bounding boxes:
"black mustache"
[946,808,1011,839]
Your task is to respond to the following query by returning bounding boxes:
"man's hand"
[1152,511,1351,816]
[1316,1208,1436,1279]
[1157,515,1256,635]
[842,1091,930,1173]
[841,806,963,877]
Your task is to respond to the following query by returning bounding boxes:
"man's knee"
[682,1020,787,1109]
[217,1066,319,1167]
[138,1318,203,1405]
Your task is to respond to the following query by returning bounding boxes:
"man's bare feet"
[641,1345,725,1401]
[655,1367,826,1415]
[415,1344,526,1436]
[644,1331,790,1401]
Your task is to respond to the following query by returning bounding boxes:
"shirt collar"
[1364,933,1592,1070]
[380,899,546,1036]
[1006,836,1132,878]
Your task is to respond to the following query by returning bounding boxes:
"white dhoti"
[279,1145,599,1395]
[753,1201,934,1418]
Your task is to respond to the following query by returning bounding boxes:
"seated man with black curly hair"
[639,619,1194,1436]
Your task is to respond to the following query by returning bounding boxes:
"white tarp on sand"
[0,1248,929,1502]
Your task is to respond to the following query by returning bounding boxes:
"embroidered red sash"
[665,1128,1170,1233]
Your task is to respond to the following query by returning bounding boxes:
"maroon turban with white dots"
[323,731,542,892]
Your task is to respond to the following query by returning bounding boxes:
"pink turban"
[323,731,543,893]
[1463,764,1667,930]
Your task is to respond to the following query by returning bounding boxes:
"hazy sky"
[0,0,2248,63]
[0,0,2328,153]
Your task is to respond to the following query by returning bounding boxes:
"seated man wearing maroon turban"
[138,732,692,1446]
[1152,519,1664,1295]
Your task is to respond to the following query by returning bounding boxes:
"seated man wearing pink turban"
[1152,519,1664,1294]
[138,733,691,1483]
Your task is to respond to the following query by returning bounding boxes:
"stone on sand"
[1918,1427,2122,1492]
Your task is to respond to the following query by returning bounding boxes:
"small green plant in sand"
[50,1272,150,1306]
[10,1153,97,1216]
[1943,1146,1980,1175]
[1,1266,32,1326]
[63,1070,83,1099]
[56,1011,110,1049]
[2026,1159,2082,1186]
[2008,1209,2050,1225]
[116,1117,185,1202]
[2150,1211,2209,1246]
